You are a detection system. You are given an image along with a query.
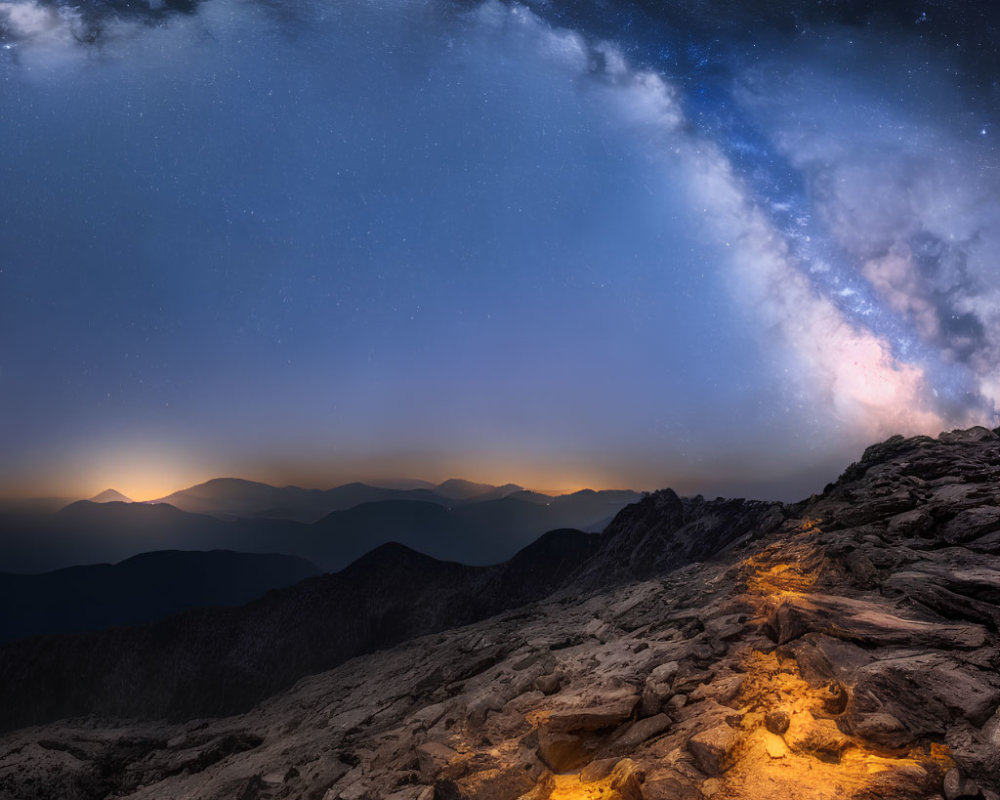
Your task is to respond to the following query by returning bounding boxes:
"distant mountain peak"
[88,489,133,504]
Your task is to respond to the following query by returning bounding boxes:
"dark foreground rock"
[2,427,1000,800]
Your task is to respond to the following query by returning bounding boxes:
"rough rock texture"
[3,427,1000,800]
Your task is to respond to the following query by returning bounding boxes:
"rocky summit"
[3,427,1000,800]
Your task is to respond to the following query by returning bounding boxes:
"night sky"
[1,0,998,501]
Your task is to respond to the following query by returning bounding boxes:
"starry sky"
[1,0,998,501]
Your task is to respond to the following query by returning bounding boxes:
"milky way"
[1,0,998,500]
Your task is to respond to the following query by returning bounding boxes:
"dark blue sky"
[1,0,998,500]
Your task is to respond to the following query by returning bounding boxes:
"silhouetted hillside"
[0,550,320,643]
[152,478,453,523]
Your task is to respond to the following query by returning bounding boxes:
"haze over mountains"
[148,477,534,523]
[0,478,644,574]
[79,477,638,524]
[0,476,645,648]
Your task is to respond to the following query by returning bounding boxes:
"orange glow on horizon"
[4,461,647,503]
[82,469,220,503]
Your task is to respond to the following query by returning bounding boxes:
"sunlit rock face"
[3,428,1000,800]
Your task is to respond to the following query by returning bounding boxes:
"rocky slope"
[2,427,1000,800]
[0,491,777,731]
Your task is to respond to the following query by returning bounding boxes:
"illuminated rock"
[764,710,789,735]
[687,723,738,777]
[785,715,850,763]
[579,757,620,782]
[607,757,644,800]
[639,773,702,800]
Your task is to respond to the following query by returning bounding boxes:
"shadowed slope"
[0,550,320,643]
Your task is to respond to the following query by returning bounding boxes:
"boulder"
[544,693,640,734]
[687,723,738,777]
[649,662,680,684]
[416,742,459,781]
[785,717,850,763]
[764,711,789,735]
[609,758,645,800]
[534,675,561,696]
[943,768,983,800]
[639,774,702,800]
[466,692,505,725]
[766,594,988,649]
[579,757,620,783]
[849,654,1000,738]
[640,664,678,717]
[690,674,743,707]
[849,713,910,750]
[610,714,672,751]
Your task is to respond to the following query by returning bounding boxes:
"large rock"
[416,742,459,781]
[847,653,1000,738]
[608,758,645,800]
[785,716,851,762]
[610,714,672,752]
[849,713,911,750]
[544,693,640,734]
[687,723,738,777]
[765,594,988,649]
[943,768,983,800]
[536,694,638,772]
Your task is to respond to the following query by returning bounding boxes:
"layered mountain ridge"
[0,487,643,575]
[2,427,1000,800]
[148,478,603,523]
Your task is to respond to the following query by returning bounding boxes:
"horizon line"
[0,475,651,505]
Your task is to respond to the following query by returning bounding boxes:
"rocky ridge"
[2,427,1000,800]
[0,498,778,732]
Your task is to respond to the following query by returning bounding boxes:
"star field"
[0,0,998,501]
